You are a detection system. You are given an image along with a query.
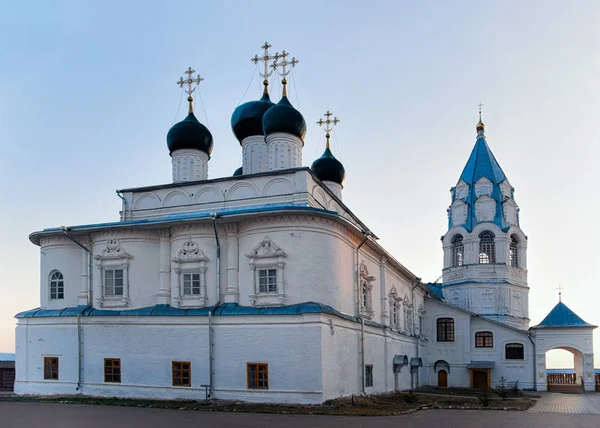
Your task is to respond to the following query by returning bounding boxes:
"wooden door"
[438,370,448,388]
[473,370,488,388]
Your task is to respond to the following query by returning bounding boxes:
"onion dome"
[311,145,345,185]
[233,166,243,176]
[231,88,275,143]
[262,95,307,140]
[167,99,213,156]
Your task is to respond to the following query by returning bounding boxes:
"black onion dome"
[262,96,307,140]
[167,112,213,155]
[311,147,345,185]
[233,166,243,176]
[231,92,275,143]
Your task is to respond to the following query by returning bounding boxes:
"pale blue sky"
[1,1,599,368]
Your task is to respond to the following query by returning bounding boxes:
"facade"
[14,47,596,402]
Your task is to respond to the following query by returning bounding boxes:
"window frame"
[94,239,132,308]
[451,235,464,267]
[104,358,122,383]
[478,231,496,264]
[246,237,287,307]
[172,361,191,387]
[258,268,278,293]
[505,343,525,360]
[247,362,269,390]
[475,331,493,348]
[365,364,374,387]
[436,318,455,342]
[509,235,519,267]
[43,356,59,380]
[103,268,125,297]
[182,272,202,296]
[49,271,64,300]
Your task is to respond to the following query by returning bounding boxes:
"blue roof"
[426,283,444,300]
[535,301,595,328]
[14,302,386,329]
[449,130,512,232]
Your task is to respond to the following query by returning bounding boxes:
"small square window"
[104,358,121,383]
[247,363,268,389]
[172,361,191,387]
[258,269,277,293]
[365,365,373,387]
[104,269,124,297]
[183,273,201,295]
[44,357,59,380]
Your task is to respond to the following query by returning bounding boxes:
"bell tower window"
[478,231,496,264]
[451,235,464,267]
[509,235,519,267]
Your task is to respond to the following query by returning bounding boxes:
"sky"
[0,0,599,369]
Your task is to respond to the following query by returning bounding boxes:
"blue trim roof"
[449,133,512,232]
[534,301,595,328]
[425,283,444,300]
[15,302,386,328]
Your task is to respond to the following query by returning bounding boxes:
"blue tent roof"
[534,301,595,328]
[449,131,511,232]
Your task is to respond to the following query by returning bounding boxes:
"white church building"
[14,44,597,403]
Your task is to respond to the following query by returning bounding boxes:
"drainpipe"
[356,231,371,394]
[411,278,421,388]
[528,331,537,390]
[208,213,221,398]
[115,190,127,221]
[60,226,91,392]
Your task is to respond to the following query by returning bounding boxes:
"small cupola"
[311,111,345,199]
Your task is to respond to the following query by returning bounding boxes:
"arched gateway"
[531,300,597,392]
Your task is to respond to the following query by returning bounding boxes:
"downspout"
[208,212,221,398]
[356,231,371,395]
[115,190,127,221]
[411,278,421,388]
[528,331,537,390]
[60,226,91,392]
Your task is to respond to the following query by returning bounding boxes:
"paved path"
[528,392,600,414]
[2,402,600,428]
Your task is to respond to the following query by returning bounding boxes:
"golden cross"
[477,102,484,122]
[251,41,278,87]
[271,50,299,96]
[177,67,204,114]
[557,284,564,302]
[317,110,340,149]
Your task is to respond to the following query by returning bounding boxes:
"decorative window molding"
[451,235,464,267]
[478,231,496,264]
[94,239,132,308]
[246,237,286,306]
[404,301,414,335]
[171,238,209,308]
[360,263,375,319]
[388,286,403,330]
[49,271,64,300]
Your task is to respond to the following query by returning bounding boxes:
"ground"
[1,402,600,428]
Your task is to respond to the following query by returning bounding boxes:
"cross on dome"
[476,102,485,133]
[271,50,299,97]
[557,284,564,302]
[177,67,204,114]
[251,41,278,92]
[317,110,340,149]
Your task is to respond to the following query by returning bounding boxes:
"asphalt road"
[1,402,599,428]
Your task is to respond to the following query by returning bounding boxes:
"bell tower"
[441,111,529,329]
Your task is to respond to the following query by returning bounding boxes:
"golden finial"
[557,284,564,302]
[476,102,485,132]
[177,67,204,114]
[317,110,340,149]
[271,50,299,97]
[251,41,278,95]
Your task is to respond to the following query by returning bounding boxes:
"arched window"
[475,331,493,348]
[392,301,400,328]
[362,282,368,309]
[49,271,64,300]
[436,318,454,342]
[479,231,496,264]
[451,235,464,267]
[505,343,524,360]
[509,235,519,267]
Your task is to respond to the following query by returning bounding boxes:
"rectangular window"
[172,361,191,387]
[104,269,124,296]
[475,332,493,348]
[258,269,277,293]
[505,343,524,360]
[247,363,268,389]
[104,358,121,383]
[437,318,455,342]
[183,273,201,295]
[365,365,373,387]
[43,357,59,380]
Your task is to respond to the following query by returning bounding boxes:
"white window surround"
[171,238,208,308]
[388,286,403,330]
[359,263,375,319]
[49,270,64,300]
[246,237,286,306]
[94,239,132,308]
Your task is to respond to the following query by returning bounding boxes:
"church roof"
[533,301,596,328]
[450,123,511,232]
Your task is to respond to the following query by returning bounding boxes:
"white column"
[265,132,303,171]
[171,149,209,182]
[157,230,171,305]
[224,225,239,303]
[379,257,388,324]
[242,135,268,174]
[78,243,90,306]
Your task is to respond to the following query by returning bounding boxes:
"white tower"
[441,113,529,329]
